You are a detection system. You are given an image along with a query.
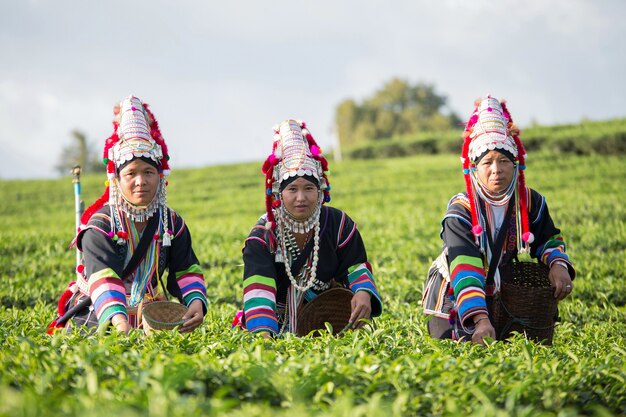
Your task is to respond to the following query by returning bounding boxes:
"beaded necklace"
[277,210,321,292]
[109,177,172,246]
[122,214,160,307]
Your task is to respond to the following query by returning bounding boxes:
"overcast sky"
[1,0,624,179]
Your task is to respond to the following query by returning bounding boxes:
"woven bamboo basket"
[142,301,188,335]
[296,287,353,337]
[491,262,558,345]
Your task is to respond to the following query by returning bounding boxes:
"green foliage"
[335,79,459,148]
[0,152,625,416]
[55,130,104,176]
[345,117,626,159]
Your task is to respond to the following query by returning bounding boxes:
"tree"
[55,130,104,175]
[335,78,460,147]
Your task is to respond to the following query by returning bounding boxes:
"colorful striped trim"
[99,305,128,326]
[536,234,569,265]
[245,236,267,247]
[175,264,203,278]
[87,268,127,325]
[447,193,471,211]
[175,265,207,308]
[448,253,488,332]
[243,275,278,334]
[337,212,357,249]
[347,262,383,316]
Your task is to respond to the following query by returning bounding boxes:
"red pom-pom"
[268,154,279,165]
[447,286,454,296]
[272,199,281,208]
[310,145,321,156]
[57,286,75,315]
[522,232,535,244]
[448,309,457,325]
[76,264,85,274]
[472,225,483,236]
[154,234,160,240]
[319,157,329,172]
[231,311,244,329]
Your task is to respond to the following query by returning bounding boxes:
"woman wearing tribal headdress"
[235,120,382,337]
[48,96,207,334]
[423,96,575,345]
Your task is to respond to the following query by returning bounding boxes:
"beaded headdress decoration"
[79,95,173,247]
[261,119,330,232]
[461,95,533,252]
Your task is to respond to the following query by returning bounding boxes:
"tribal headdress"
[461,95,533,252]
[261,120,332,334]
[261,119,330,232]
[79,95,173,246]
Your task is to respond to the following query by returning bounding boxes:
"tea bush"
[0,152,624,416]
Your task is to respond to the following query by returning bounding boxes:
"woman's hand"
[180,299,205,333]
[349,291,372,329]
[549,262,573,301]
[111,314,131,334]
[471,314,495,346]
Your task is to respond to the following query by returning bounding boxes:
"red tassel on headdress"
[80,187,109,225]
[461,129,482,237]
[501,101,533,244]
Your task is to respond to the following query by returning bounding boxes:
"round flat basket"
[491,262,558,345]
[296,287,353,337]
[142,301,188,333]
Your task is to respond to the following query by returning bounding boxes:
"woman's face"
[118,159,160,206]
[281,177,320,221]
[476,150,515,195]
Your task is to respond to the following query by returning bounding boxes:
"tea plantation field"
[0,152,625,416]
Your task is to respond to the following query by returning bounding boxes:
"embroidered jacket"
[76,205,207,326]
[442,188,575,333]
[242,206,383,334]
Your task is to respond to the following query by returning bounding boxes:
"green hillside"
[345,118,626,159]
[1,152,625,416]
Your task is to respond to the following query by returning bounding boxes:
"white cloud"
[1,0,625,179]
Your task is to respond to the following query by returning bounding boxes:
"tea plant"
[0,152,624,416]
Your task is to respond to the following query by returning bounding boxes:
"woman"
[236,119,382,337]
[48,96,207,334]
[424,96,575,345]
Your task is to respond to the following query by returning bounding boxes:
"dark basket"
[491,262,558,345]
[142,301,188,333]
[296,288,353,337]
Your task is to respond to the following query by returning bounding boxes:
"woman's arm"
[167,211,208,315]
[335,211,383,320]
[441,201,490,335]
[80,228,128,328]
[242,227,280,335]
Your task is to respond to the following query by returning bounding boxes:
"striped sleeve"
[166,210,208,313]
[79,223,128,327]
[347,262,382,317]
[442,202,489,332]
[449,254,488,329]
[88,268,127,326]
[175,264,208,309]
[243,275,279,334]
